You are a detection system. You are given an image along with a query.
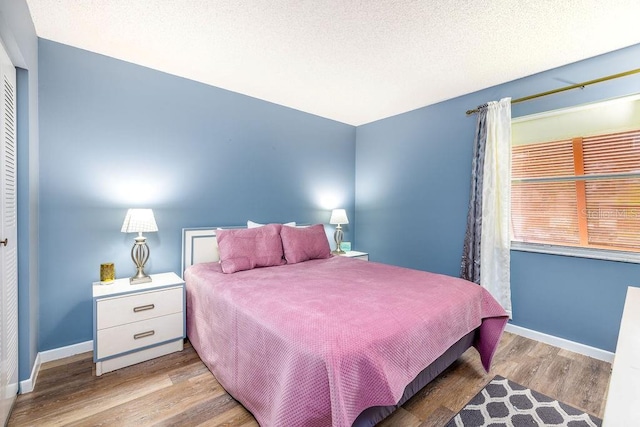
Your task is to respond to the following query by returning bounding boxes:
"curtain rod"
[465,67,640,115]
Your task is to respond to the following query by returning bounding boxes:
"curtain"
[461,98,512,316]
[460,106,488,284]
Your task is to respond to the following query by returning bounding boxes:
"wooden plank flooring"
[8,332,612,426]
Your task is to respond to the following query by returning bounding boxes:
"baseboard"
[505,323,614,363]
[19,340,93,394]
[39,340,93,363]
[18,352,41,394]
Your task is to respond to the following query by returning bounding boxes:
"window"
[511,95,640,256]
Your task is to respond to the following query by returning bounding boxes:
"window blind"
[511,129,640,252]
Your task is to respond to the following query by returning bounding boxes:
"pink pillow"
[220,257,254,274]
[280,224,331,264]
[216,224,285,273]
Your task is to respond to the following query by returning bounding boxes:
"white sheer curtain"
[480,98,512,316]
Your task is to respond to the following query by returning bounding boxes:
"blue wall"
[355,44,640,352]
[0,0,40,382]
[20,9,640,366]
[38,40,355,351]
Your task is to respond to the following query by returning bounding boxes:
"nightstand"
[92,272,185,376]
[339,251,369,261]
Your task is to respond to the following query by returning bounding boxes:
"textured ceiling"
[25,0,640,125]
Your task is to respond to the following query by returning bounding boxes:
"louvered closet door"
[0,39,18,425]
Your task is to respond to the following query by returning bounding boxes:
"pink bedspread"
[185,256,507,427]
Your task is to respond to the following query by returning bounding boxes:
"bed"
[182,224,508,426]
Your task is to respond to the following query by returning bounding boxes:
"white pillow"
[247,220,296,228]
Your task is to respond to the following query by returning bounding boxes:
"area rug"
[444,376,602,426]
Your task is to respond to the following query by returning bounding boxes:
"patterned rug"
[444,376,602,426]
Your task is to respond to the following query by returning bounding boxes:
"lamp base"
[130,234,152,285]
[333,225,345,256]
[130,275,152,285]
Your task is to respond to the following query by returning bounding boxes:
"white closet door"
[0,39,18,425]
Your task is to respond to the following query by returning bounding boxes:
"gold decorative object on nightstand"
[100,263,115,284]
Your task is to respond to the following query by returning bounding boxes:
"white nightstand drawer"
[97,286,183,330]
[96,312,184,360]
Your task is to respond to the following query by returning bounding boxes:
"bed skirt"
[352,330,477,426]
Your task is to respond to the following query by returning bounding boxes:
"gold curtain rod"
[465,67,640,115]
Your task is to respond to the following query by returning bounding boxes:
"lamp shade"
[329,209,349,225]
[121,209,158,233]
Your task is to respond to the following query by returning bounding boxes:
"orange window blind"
[511,129,640,252]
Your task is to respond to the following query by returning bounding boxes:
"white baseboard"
[18,352,41,394]
[505,323,614,363]
[19,340,93,394]
[39,340,93,363]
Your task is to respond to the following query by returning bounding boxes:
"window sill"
[511,241,640,264]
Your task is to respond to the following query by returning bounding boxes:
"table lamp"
[329,208,348,255]
[121,208,158,284]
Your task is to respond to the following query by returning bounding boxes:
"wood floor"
[8,332,612,426]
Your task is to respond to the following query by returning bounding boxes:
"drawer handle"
[133,304,155,313]
[133,330,155,340]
